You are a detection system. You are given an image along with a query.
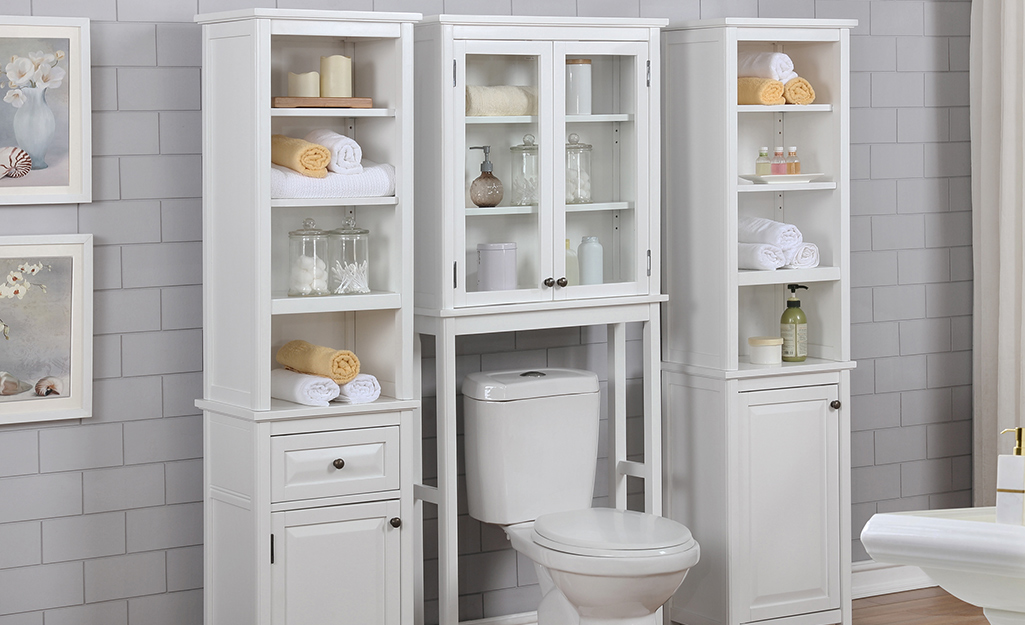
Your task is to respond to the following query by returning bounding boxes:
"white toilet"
[462,368,700,625]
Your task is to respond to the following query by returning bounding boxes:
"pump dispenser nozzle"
[1002,428,1025,456]
[786,284,808,307]
[470,146,494,172]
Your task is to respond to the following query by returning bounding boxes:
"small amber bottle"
[786,146,801,175]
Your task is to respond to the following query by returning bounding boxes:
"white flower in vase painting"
[4,56,35,87]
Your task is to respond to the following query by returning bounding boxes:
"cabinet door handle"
[830,400,841,410]
[556,277,568,287]
[332,458,345,470]
[390,517,402,528]
[543,277,555,287]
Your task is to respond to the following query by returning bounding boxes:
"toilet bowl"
[462,368,700,625]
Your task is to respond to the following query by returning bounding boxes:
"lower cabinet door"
[272,499,401,625]
[735,384,841,623]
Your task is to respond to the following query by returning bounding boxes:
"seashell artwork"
[34,376,62,396]
[0,146,32,178]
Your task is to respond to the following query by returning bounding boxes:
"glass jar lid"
[290,217,325,237]
[567,133,592,151]
[331,215,369,236]
[510,133,538,153]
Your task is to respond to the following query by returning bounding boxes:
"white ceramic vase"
[13,86,55,170]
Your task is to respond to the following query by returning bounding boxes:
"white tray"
[739,173,825,184]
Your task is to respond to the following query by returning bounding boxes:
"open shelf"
[271,196,398,208]
[271,290,402,315]
[737,181,836,193]
[464,113,633,124]
[738,266,840,286]
[737,104,832,113]
[271,107,395,118]
[464,201,632,216]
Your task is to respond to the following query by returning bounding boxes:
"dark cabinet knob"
[390,517,402,528]
[830,400,841,410]
[332,458,345,470]
[543,277,555,287]
[556,277,568,287]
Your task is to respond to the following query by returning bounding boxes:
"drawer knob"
[543,277,555,288]
[390,517,402,528]
[332,458,345,470]
[556,277,568,287]
[830,400,841,410]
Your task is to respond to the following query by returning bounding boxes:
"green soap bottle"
[781,284,809,362]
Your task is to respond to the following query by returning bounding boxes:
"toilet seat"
[532,508,695,558]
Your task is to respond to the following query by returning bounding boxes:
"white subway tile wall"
[0,0,970,622]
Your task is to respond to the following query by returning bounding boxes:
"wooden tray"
[272,97,374,109]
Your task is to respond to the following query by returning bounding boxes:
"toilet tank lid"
[462,368,599,401]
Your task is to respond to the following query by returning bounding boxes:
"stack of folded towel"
[738,216,820,271]
[465,85,538,116]
[270,129,396,198]
[736,51,816,105]
[269,340,381,407]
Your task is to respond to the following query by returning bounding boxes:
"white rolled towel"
[333,373,381,404]
[737,51,798,83]
[784,242,820,269]
[270,368,340,407]
[738,216,804,249]
[739,243,786,270]
[304,129,363,175]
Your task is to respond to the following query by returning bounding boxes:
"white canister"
[747,336,783,365]
[577,236,603,285]
[477,242,517,291]
[566,58,592,115]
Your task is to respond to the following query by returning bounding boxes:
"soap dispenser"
[469,145,503,207]
[997,427,1025,525]
[780,284,808,362]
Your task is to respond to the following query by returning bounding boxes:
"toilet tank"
[462,368,601,525]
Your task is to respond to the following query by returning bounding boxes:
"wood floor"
[853,587,988,625]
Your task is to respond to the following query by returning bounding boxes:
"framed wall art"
[0,17,90,205]
[0,234,92,424]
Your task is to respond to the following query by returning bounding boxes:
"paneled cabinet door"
[454,39,651,308]
[272,499,402,625]
[734,384,841,623]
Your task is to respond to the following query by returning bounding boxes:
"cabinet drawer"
[271,427,399,502]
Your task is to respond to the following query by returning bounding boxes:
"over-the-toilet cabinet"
[414,17,660,310]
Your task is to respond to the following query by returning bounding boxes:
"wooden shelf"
[464,113,632,124]
[271,196,398,207]
[271,290,402,315]
[737,266,841,286]
[737,104,832,113]
[464,201,632,216]
[271,107,394,118]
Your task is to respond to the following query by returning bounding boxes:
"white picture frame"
[0,16,91,205]
[0,234,92,424]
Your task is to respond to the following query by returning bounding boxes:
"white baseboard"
[851,560,936,599]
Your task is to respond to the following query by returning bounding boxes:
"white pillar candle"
[320,55,352,98]
[287,71,320,97]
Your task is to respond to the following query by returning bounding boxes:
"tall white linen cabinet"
[661,19,856,625]
[413,15,666,625]
[196,10,421,625]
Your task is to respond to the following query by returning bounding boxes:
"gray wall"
[0,0,970,624]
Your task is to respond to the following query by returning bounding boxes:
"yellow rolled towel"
[276,340,360,385]
[737,77,785,105]
[783,77,816,105]
[271,135,331,178]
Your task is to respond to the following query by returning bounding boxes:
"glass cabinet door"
[456,40,552,307]
[553,41,650,301]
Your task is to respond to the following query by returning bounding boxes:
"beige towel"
[465,85,538,116]
[276,340,360,385]
[783,77,816,105]
[738,77,785,105]
[271,135,330,178]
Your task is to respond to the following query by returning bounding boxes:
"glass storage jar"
[288,218,330,296]
[566,133,592,204]
[328,215,371,294]
[509,134,539,206]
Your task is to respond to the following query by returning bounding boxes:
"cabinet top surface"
[195,8,422,24]
[419,14,668,28]
[665,17,857,31]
